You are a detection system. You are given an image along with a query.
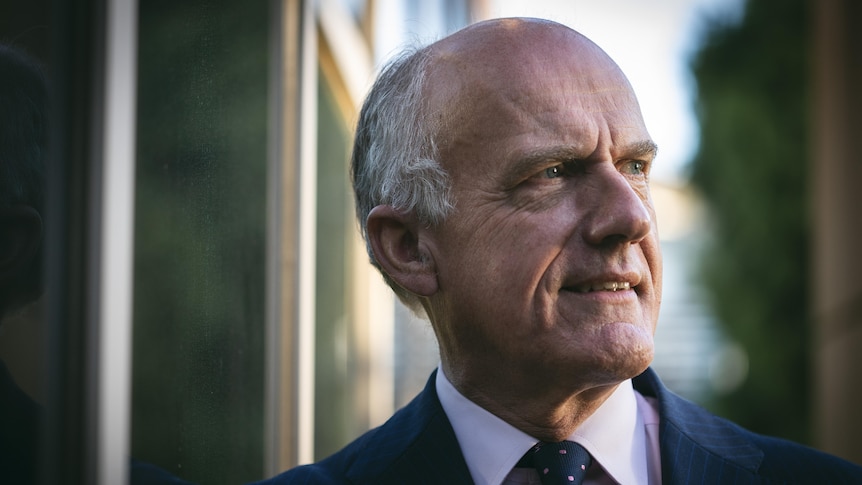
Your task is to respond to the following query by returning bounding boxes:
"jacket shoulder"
[249,461,350,485]
[249,423,391,485]
[634,368,862,484]
[751,432,862,483]
[251,371,467,485]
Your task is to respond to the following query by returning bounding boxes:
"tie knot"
[527,441,592,485]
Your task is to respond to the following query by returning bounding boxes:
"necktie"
[521,441,592,485]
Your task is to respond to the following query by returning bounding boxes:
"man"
[259,18,862,484]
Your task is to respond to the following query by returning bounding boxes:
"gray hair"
[351,45,454,313]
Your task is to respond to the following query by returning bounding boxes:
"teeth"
[574,281,631,293]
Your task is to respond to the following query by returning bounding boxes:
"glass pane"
[131,1,269,483]
[0,5,50,482]
[313,67,355,459]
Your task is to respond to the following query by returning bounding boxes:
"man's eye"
[542,161,581,179]
[544,165,564,178]
[621,160,647,176]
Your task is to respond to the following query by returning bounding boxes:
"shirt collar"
[569,376,648,484]
[436,368,537,485]
[436,367,648,485]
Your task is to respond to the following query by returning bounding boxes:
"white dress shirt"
[436,367,661,485]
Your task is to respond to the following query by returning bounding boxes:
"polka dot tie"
[524,441,592,485]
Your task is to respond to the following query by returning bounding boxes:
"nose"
[582,167,652,248]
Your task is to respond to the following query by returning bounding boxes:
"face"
[423,20,663,395]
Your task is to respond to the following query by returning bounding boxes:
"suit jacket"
[255,368,862,484]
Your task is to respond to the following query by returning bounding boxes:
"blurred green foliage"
[690,0,810,443]
[132,1,268,483]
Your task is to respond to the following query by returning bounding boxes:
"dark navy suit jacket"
[255,368,862,484]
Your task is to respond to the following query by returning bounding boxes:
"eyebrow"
[501,146,585,187]
[623,140,659,160]
[504,140,659,185]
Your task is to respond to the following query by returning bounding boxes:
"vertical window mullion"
[95,0,138,483]
[266,0,317,473]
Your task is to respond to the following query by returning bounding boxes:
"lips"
[568,281,632,293]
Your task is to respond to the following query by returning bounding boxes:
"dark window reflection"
[132,1,269,483]
[0,41,48,485]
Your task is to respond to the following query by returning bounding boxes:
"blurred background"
[0,0,859,483]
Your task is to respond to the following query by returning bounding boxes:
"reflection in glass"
[132,1,269,483]
[0,42,48,485]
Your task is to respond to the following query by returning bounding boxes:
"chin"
[592,326,655,381]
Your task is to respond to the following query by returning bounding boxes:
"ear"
[0,205,43,286]
[366,205,439,297]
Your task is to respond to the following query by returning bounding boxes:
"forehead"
[425,19,649,172]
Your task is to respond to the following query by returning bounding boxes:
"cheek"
[439,214,564,303]
[469,214,566,280]
[640,232,663,329]
[645,230,662,286]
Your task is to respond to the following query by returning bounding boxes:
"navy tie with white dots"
[525,441,592,485]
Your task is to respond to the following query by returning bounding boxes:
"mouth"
[564,281,634,293]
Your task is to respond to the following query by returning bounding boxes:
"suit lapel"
[349,367,768,484]
[345,370,474,485]
[634,368,763,485]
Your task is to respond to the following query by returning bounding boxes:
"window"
[130,1,270,482]
[0,1,471,483]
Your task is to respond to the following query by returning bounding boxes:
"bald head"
[429,17,615,78]
[422,18,643,164]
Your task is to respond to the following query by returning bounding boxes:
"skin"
[367,18,663,442]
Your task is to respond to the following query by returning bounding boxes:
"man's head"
[354,18,662,398]
[0,44,46,319]
[352,43,453,311]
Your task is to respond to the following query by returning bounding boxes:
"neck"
[441,360,621,442]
